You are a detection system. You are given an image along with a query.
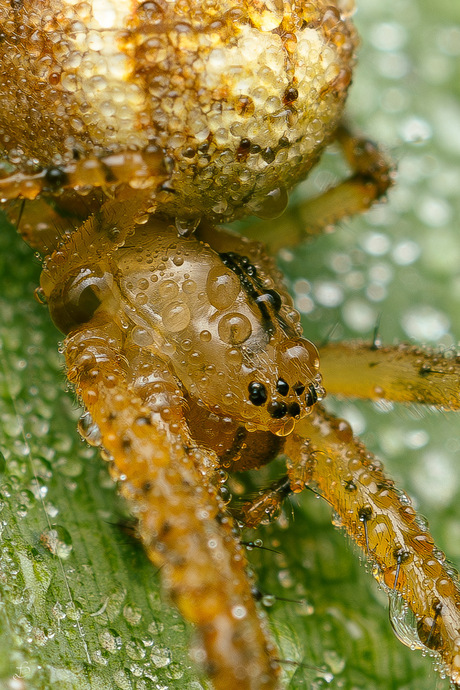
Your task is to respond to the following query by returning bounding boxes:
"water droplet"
[165,661,184,680]
[388,591,425,651]
[92,649,109,665]
[40,525,73,559]
[150,644,172,667]
[247,0,284,31]
[112,668,131,689]
[77,411,102,447]
[123,604,142,626]
[278,569,294,589]
[231,605,247,620]
[99,628,123,653]
[175,216,200,237]
[251,186,289,219]
[161,301,191,332]
[125,639,146,660]
[323,649,345,674]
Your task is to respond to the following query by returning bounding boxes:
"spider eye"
[288,402,301,417]
[248,381,267,406]
[276,378,289,395]
[293,383,305,395]
[306,384,318,407]
[267,401,287,419]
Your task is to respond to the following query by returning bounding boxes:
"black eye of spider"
[248,381,267,406]
[294,383,305,395]
[276,378,289,395]
[288,402,301,417]
[267,401,288,419]
[305,384,318,407]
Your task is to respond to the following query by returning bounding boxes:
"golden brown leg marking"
[64,315,280,690]
[283,405,460,683]
[245,123,394,252]
[319,341,460,408]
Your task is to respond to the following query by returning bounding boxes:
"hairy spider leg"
[288,406,460,685]
[237,402,460,686]
[63,313,281,690]
[0,149,165,200]
[319,340,460,408]
[244,123,394,252]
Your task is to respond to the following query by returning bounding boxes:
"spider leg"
[63,314,280,690]
[243,123,394,252]
[319,340,460,408]
[3,189,109,255]
[0,149,166,201]
[281,405,460,685]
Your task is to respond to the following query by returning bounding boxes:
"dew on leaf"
[40,525,73,559]
[150,644,172,668]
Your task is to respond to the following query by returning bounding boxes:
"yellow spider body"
[1,1,460,688]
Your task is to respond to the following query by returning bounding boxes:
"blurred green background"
[1,0,459,688]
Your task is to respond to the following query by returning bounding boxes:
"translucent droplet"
[150,644,172,667]
[123,604,142,626]
[131,326,154,347]
[252,186,289,219]
[323,649,346,674]
[40,525,73,559]
[175,216,200,237]
[218,312,252,345]
[112,669,131,689]
[206,266,241,310]
[161,301,191,333]
[165,662,184,680]
[98,628,123,653]
[231,605,247,620]
[388,591,425,651]
[125,639,146,660]
[77,411,102,447]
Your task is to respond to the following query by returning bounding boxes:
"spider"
[1,1,460,689]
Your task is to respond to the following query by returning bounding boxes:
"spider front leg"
[63,313,280,690]
[239,401,460,683]
[282,406,460,685]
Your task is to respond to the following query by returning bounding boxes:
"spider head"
[244,337,324,437]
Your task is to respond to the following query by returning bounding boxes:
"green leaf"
[1,0,459,688]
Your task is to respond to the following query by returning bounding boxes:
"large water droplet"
[252,186,289,220]
[388,591,425,651]
[175,216,200,237]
